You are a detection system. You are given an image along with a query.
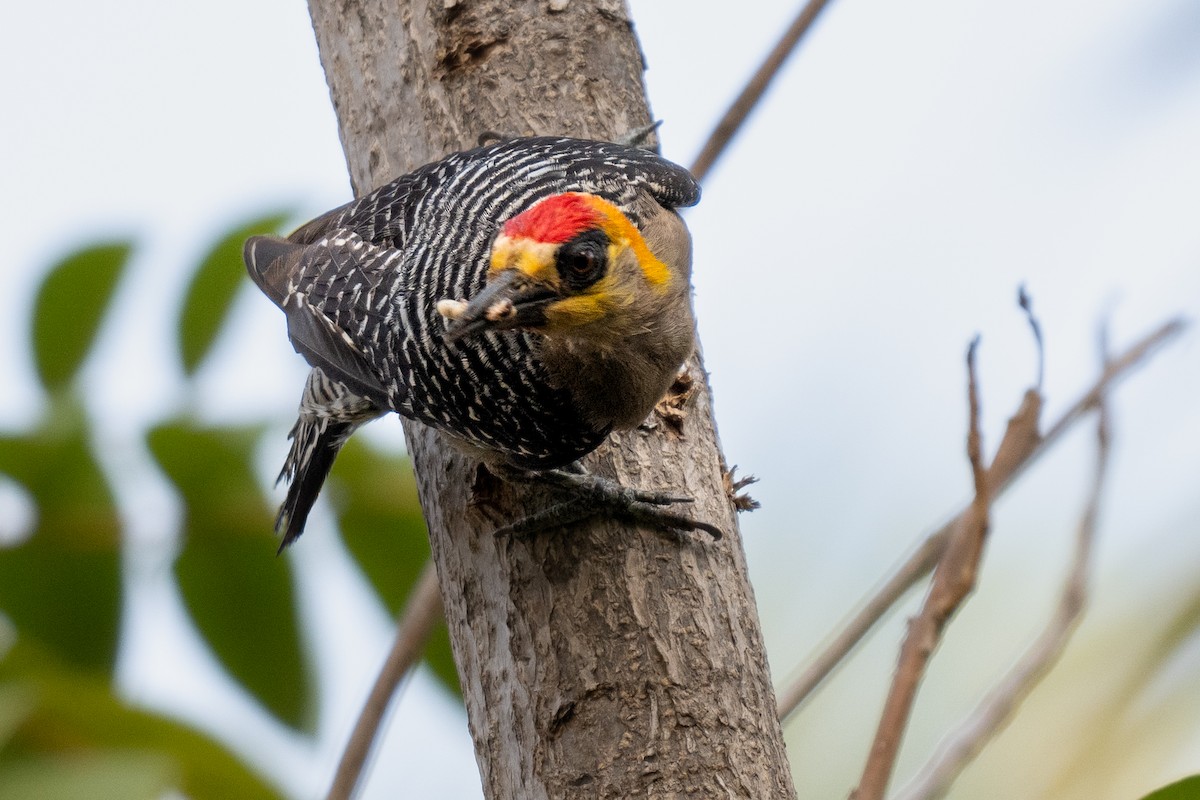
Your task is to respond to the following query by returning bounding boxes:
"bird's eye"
[567,250,595,276]
[556,230,609,291]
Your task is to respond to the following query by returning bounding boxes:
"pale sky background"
[2,1,1199,798]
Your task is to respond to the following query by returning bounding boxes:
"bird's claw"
[491,484,721,541]
[489,464,721,541]
[494,504,721,541]
[633,491,693,506]
[615,120,664,149]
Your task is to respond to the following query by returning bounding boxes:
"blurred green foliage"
[147,421,311,730]
[32,244,130,392]
[0,215,453,797]
[0,637,279,799]
[0,403,121,674]
[179,213,291,376]
[1139,776,1200,800]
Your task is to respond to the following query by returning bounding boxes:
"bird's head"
[442,192,686,343]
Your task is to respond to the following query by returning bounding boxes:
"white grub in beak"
[485,298,516,323]
[436,298,469,320]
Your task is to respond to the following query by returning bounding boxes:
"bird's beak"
[443,269,558,342]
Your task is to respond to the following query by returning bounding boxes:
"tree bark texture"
[305,1,796,797]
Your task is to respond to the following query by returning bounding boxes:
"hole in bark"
[468,463,503,507]
[569,773,595,787]
[465,39,501,61]
[549,700,576,735]
[436,35,508,75]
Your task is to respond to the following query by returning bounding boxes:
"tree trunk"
[305,1,796,797]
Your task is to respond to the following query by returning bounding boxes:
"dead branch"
[327,560,443,800]
[1018,286,1045,391]
[775,317,1185,721]
[892,327,1112,800]
[851,338,993,800]
[690,0,836,182]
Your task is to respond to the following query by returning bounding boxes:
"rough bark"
[305,1,796,797]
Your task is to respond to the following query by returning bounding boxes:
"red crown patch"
[501,193,602,244]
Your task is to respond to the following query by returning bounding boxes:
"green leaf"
[331,438,428,611]
[331,437,460,696]
[0,752,175,800]
[147,420,313,730]
[0,404,122,673]
[0,636,282,800]
[1139,776,1200,800]
[179,212,291,375]
[32,242,131,393]
[0,686,36,751]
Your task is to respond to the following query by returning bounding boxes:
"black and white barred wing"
[243,230,410,409]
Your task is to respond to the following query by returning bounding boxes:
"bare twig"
[1018,286,1044,391]
[852,339,994,800]
[775,317,1185,721]
[690,0,836,182]
[775,530,950,719]
[1038,318,1181,446]
[327,560,443,800]
[893,327,1113,800]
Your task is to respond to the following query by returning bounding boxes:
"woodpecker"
[245,136,718,549]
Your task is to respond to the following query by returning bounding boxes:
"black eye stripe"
[556,230,609,291]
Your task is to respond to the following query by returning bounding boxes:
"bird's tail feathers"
[275,369,383,552]
[275,415,358,553]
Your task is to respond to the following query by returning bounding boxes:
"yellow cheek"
[543,295,609,330]
[543,275,635,330]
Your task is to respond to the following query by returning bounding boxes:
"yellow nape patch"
[633,242,671,287]
[584,196,671,288]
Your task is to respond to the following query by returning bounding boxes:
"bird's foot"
[492,465,722,540]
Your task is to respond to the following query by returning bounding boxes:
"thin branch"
[893,327,1113,800]
[775,317,1185,721]
[327,559,443,800]
[1018,286,1044,392]
[775,531,949,719]
[689,0,836,182]
[852,338,994,800]
[1038,318,1182,446]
